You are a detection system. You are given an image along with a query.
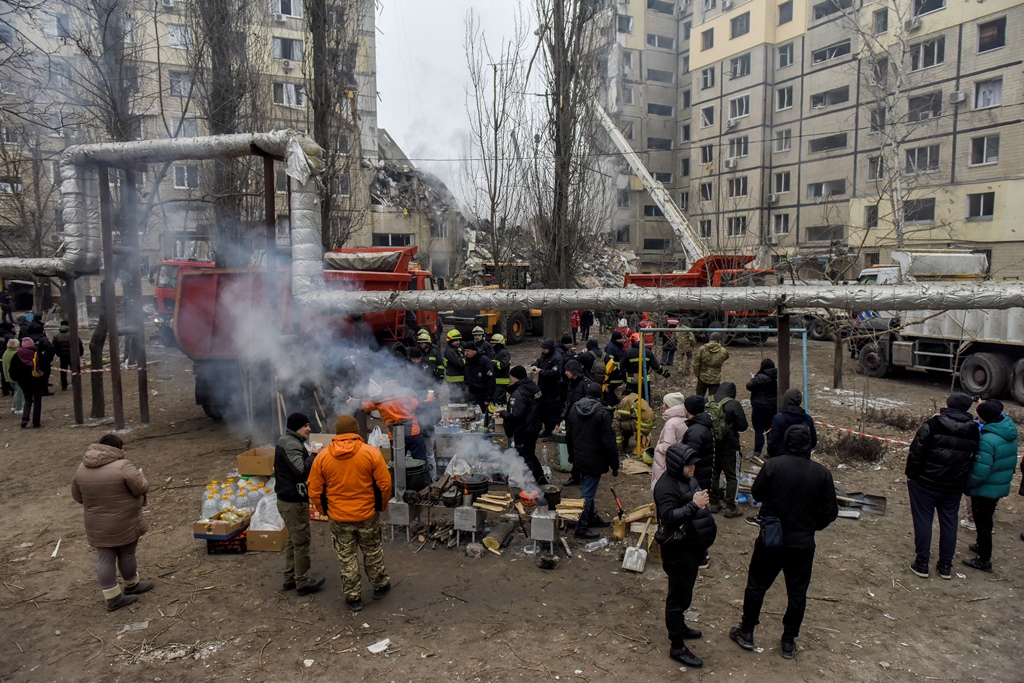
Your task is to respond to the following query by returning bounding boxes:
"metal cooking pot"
[442,490,460,508]
[541,484,561,510]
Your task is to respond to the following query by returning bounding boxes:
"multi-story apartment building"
[609,0,1024,280]
[0,0,460,301]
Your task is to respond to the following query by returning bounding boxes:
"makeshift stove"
[529,508,558,555]
[453,503,487,546]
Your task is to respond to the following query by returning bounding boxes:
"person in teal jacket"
[962,400,1018,573]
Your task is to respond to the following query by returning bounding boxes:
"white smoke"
[444,430,539,493]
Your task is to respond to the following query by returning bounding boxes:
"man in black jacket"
[462,342,495,420]
[500,366,548,486]
[416,329,444,381]
[51,321,83,391]
[565,384,618,538]
[681,396,715,490]
[767,389,816,458]
[746,358,778,457]
[905,392,979,579]
[532,340,564,436]
[729,425,838,660]
[709,382,748,517]
[562,359,592,419]
[274,413,326,596]
[654,443,718,669]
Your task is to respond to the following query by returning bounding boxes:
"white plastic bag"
[250,492,284,531]
[368,426,389,449]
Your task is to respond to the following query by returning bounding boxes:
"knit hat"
[610,331,623,342]
[586,338,599,350]
[6,338,17,349]
[683,395,705,416]
[560,334,573,345]
[21,337,34,348]
[976,400,1002,424]
[286,412,310,432]
[586,383,602,398]
[709,332,723,343]
[510,365,528,380]
[462,341,478,352]
[335,414,359,435]
[946,392,973,411]
[663,392,686,409]
[541,339,556,351]
[408,346,423,359]
[564,359,584,376]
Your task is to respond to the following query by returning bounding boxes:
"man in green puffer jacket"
[962,400,1018,573]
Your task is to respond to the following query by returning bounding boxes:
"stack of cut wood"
[473,492,513,512]
[555,498,585,521]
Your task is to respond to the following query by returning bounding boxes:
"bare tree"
[0,119,60,263]
[529,0,615,336]
[462,8,530,290]
[305,0,369,249]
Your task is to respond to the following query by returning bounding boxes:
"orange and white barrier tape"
[58,364,147,375]
[813,420,911,447]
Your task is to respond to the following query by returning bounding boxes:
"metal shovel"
[836,491,887,515]
[622,518,652,573]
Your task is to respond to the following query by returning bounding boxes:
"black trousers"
[750,404,775,455]
[710,446,739,506]
[971,495,999,562]
[20,381,42,426]
[663,547,704,647]
[514,435,546,485]
[59,356,71,389]
[741,538,816,639]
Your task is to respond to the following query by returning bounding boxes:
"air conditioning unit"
[161,0,174,8]
[766,234,779,246]
[282,59,293,72]
[725,158,737,169]
[949,90,967,104]
[904,17,921,32]
[725,118,737,129]
[766,193,779,205]
[274,13,286,22]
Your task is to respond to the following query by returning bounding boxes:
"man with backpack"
[707,382,748,517]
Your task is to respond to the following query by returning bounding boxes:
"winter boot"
[104,586,138,612]
[723,503,743,518]
[124,579,154,595]
[729,626,755,651]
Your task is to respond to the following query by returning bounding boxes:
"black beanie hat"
[286,412,311,432]
[586,383,602,398]
[976,400,1002,423]
[683,395,706,416]
[510,365,528,379]
[586,338,599,350]
[560,334,573,345]
[946,392,973,411]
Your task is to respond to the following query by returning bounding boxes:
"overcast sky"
[375,1,524,193]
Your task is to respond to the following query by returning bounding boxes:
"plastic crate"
[206,530,248,555]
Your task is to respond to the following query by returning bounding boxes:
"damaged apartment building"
[606,0,1024,279]
[0,0,462,309]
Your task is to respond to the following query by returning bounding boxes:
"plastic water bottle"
[248,485,264,509]
[583,537,610,552]
[201,493,219,519]
[235,489,249,510]
[219,493,233,511]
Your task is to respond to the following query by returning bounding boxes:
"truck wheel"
[959,352,1010,398]
[807,317,830,341]
[1010,359,1024,405]
[388,341,408,358]
[506,312,528,345]
[858,342,888,378]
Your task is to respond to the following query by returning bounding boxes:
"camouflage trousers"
[330,515,390,600]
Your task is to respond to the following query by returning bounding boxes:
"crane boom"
[593,102,710,263]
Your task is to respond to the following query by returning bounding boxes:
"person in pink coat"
[652,392,690,490]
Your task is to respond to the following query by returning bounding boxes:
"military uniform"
[330,516,389,601]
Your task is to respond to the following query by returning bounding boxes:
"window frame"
[700,182,714,202]
[773,171,791,194]
[173,164,199,190]
[873,8,888,34]
[731,12,751,39]
[811,40,851,64]
[166,23,191,49]
[774,129,792,153]
[730,53,751,78]
[775,86,793,111]
[726,215,748,237]
[910,36,945,71]
[700,105,715,128]
[773,213,790,235]
[905,144,940,174]
[728,135,749,158]
[778,1,793,25]
[778,43,794,68]
[647,33,675,49]
[647,103,675,117]
[974,78,1002,109]
[698,219,713,238]
[969,134,999,166]
[977,17,1006,53]
[903,198,936,223]
[727,176,749,198]
[967,192,995,220]
[808,133,848,154]
[729,94,750,119]
[701,29,714,51]
[701,67,715,90]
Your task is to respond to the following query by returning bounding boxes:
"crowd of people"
[62,311,1024,678]
[1,313,82,428]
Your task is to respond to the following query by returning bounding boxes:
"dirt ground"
[1,332,1022,682]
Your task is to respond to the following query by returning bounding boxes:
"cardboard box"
[193,518,248,539]
[237,448,275,477]
[247,527,287,552]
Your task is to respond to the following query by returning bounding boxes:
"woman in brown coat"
[71,434,153,611]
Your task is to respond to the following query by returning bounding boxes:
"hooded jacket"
[968,415,1018,498]
[534,343,565,407]
[651,404,689,491]
[562,359,593,418]
[752,425,838,549]
[504,377,543,440]
[603,335,625,364]
[767,389,817,457]
[362,394,421,437]
[682,411,716,488]
[746,365,779,409]
[464,352,496,403]
[906,407,980,493]
[692,341,729,384]
[307,434,391,523]
[71,444,149,548]
[565,396,618,476]
[712,382,748,455]
[654,443,718,556]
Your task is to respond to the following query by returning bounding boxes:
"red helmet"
[630,332,641,344]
